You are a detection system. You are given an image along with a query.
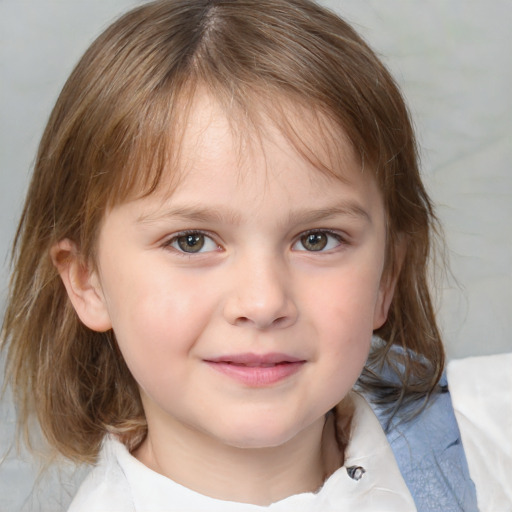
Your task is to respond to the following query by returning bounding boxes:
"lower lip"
[205,361,305,386]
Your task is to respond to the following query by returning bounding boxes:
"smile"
[204,353,306,387]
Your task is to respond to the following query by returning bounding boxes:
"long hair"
[2,0,443,463]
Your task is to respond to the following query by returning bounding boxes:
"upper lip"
[204,353,305,365]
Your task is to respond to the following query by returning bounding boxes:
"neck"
[134,414,341,506]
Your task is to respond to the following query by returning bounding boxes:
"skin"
[54,92,397,505]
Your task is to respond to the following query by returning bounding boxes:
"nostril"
[231,314,293,329]
[272,316,288,327]
[233,316,259,327]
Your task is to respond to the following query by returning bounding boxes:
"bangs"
[85,0,398,213]
[102,78,361,211]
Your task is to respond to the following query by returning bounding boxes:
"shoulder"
[67,437,135,512]
[376,380,478,512]
[359,348,479,512]
[448,352,512,511]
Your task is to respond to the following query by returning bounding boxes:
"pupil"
[178,234,204,252]
[303,232,327,251]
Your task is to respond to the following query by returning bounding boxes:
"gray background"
[1,1,511,510]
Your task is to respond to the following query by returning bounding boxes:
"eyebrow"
[137,203,371,226]
[137,205,243,225]
[286,204,371,225]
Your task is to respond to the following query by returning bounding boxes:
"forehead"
[130,89,384,228]
[152,88,366,199]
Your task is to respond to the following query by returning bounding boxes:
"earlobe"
[373,279,397,329]
[373,236,407,330]
[50,239,112,332]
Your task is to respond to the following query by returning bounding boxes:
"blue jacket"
[367,373,478,511]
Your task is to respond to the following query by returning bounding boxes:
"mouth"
[204,353,306,386]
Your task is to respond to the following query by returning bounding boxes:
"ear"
[50,239,112,332]
[373,236,407,330]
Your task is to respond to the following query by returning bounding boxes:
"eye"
[166,231,219,254]
[293,230,344,252]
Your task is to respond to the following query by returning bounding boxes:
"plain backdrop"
[1,1,511,510]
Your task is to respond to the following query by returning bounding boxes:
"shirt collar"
[107,392,416,511]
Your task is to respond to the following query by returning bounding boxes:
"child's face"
[78,93,393,451]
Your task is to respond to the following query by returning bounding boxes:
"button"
[346,465,366,481]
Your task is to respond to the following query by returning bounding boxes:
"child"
[1,0,481,510]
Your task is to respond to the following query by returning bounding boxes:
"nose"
[223,254,298,330]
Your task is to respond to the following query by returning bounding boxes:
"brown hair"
[2,0,444,463]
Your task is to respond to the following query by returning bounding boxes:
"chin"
[212,417,307,450]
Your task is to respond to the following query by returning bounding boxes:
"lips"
[204,353,306,386]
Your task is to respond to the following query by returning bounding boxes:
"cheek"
[307,325,371,421]
[319,314,372,379]
[305,264,383,330]
[303,263,382,379]
[100,265,214,382]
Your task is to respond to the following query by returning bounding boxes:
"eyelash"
[162,229,348,255]
[162,230,221,255]
[292,229,347,253]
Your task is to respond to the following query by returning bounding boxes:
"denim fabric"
[366,374,479,512]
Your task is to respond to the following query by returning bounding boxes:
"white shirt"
[448,352,512,512]
[68,393,416,511]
